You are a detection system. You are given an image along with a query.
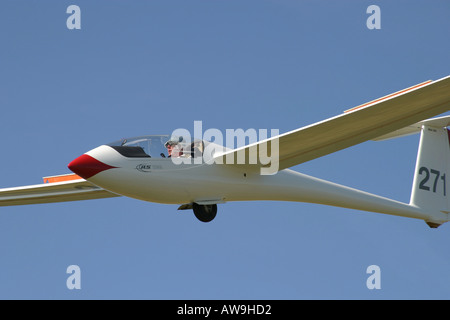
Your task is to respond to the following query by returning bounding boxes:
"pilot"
[164,137,183,158]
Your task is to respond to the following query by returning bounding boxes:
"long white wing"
[0,174,119,207]
[215,75,450,172]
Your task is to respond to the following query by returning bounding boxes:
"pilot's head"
[165,141,176,157]
[164,136,183,157]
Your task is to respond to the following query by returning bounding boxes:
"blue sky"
[0,0,449,299]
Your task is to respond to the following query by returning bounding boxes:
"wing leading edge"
[215,75,450,172]
[0,176,119,207]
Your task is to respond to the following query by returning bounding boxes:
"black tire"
[193,203,217,222]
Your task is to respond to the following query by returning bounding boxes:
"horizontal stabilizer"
[373,115,450,141]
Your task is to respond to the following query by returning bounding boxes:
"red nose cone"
[68,154,116,180]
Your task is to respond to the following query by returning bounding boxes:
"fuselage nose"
[68,154,116,180]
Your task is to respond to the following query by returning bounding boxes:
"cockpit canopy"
[107,135,205,159]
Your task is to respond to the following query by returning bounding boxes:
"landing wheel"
[193,203,217,222]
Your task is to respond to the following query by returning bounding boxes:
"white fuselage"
[83,145,435,222]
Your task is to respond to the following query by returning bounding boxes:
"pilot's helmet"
[164,136,183,148]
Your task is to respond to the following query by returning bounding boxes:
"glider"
[1,75,450,227]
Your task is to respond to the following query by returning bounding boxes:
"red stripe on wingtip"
[68,154,116,180]
[344,80,433,113]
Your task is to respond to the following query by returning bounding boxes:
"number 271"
[418,167,446,196]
